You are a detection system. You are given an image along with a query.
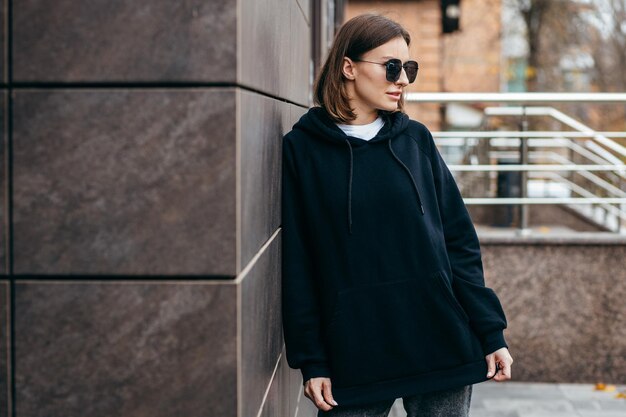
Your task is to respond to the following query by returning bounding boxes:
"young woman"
[281,13,513,417]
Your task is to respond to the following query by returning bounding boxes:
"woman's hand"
[304,377,339,411]
[485,347,513,381]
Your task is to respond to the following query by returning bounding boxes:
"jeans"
[317,384,472,417]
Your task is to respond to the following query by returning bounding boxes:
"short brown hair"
[313,13,412,123]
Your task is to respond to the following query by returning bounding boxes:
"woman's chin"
[380,103,398,112]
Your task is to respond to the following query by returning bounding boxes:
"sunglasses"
[352,58,419,84]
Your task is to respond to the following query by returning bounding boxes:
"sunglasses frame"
[351,58,419,84]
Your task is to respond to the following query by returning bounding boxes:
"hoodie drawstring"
[388,138,426,216]
[343,137,425,235]
[345,139,354,235]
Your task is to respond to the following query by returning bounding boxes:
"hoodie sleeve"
[427,128,509,356]
[281,136,331,384]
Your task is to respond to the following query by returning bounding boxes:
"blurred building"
[345,0,502,130]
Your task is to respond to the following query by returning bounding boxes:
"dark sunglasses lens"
[405,61,419,83]
[385,59,419,83]
[385,59,402,82]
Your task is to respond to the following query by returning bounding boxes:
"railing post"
[616,175,626,234]
[518,105,530,235]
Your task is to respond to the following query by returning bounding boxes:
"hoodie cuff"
[481,330,509,355]
[301,362,332,385]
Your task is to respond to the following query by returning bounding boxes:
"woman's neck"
[347,110,379,125]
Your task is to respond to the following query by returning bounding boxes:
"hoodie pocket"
[432,270,470,323]
[324,276,479,388]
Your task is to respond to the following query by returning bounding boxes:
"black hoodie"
[281,106,509,407]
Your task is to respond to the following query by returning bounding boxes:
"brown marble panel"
[296,0,311,25]
[0,1,5,84]
[259,350,288,417]
[13,1,236,82]
[240,230,282,417]
[0,91,6,273]
[239,91,285,270]
[240,0,288,97]
[254,328,317,417]
[13,89,236,275]
[0,280,8,416]
[241,0,310,105]
[14,281,237,417]
[480,243,626,383]
[289,0,312,106]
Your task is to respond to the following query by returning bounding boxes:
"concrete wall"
[480,235,626,385]
[2,1,317,416]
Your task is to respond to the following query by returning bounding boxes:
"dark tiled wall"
[13,89,237,275]
[0,91,6,272]
[6,1,314,417]
[13,1,237,82]
[0,281,7,414]
[14,282,238,416]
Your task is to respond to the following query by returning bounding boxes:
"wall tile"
[278,344,318,417]
[0,280,8,416]
[240,229,282,417]
[0,91,6,274]
[0,0,5,84]
[239,90,287,270]
[289,0,312,106]
[240,0,288,97]
[13,1,236,82]
[14,281,237,417]
[13,89,236,275]
[296,0,311,25]
[259,349,287,417]
[240,0,310,105]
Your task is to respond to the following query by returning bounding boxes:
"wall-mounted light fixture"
[441,0,461,34]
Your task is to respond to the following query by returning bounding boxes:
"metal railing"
[405,93,626,235]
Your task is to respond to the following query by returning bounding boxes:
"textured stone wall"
[2,1,314,416]
[480,235,626,385]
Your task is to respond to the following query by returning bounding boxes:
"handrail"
[484,107,626,158]
[447,164,624,172]
[404,93,626,233]
[541,172,626,223]
[405,92,626,102]
[463,197,626,204]
[432,131,626,138]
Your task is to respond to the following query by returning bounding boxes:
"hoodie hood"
[292,106,425,235]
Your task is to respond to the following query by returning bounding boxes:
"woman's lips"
[386,92,401,99]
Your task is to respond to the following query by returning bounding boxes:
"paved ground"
[387,381,626,417]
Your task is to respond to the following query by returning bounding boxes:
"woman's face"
[342,36,411,123]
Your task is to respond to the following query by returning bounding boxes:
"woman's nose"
[396,68,409,86]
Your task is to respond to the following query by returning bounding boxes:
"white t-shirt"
[335,115,385,141]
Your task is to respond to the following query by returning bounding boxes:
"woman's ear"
[342,57,356,81]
